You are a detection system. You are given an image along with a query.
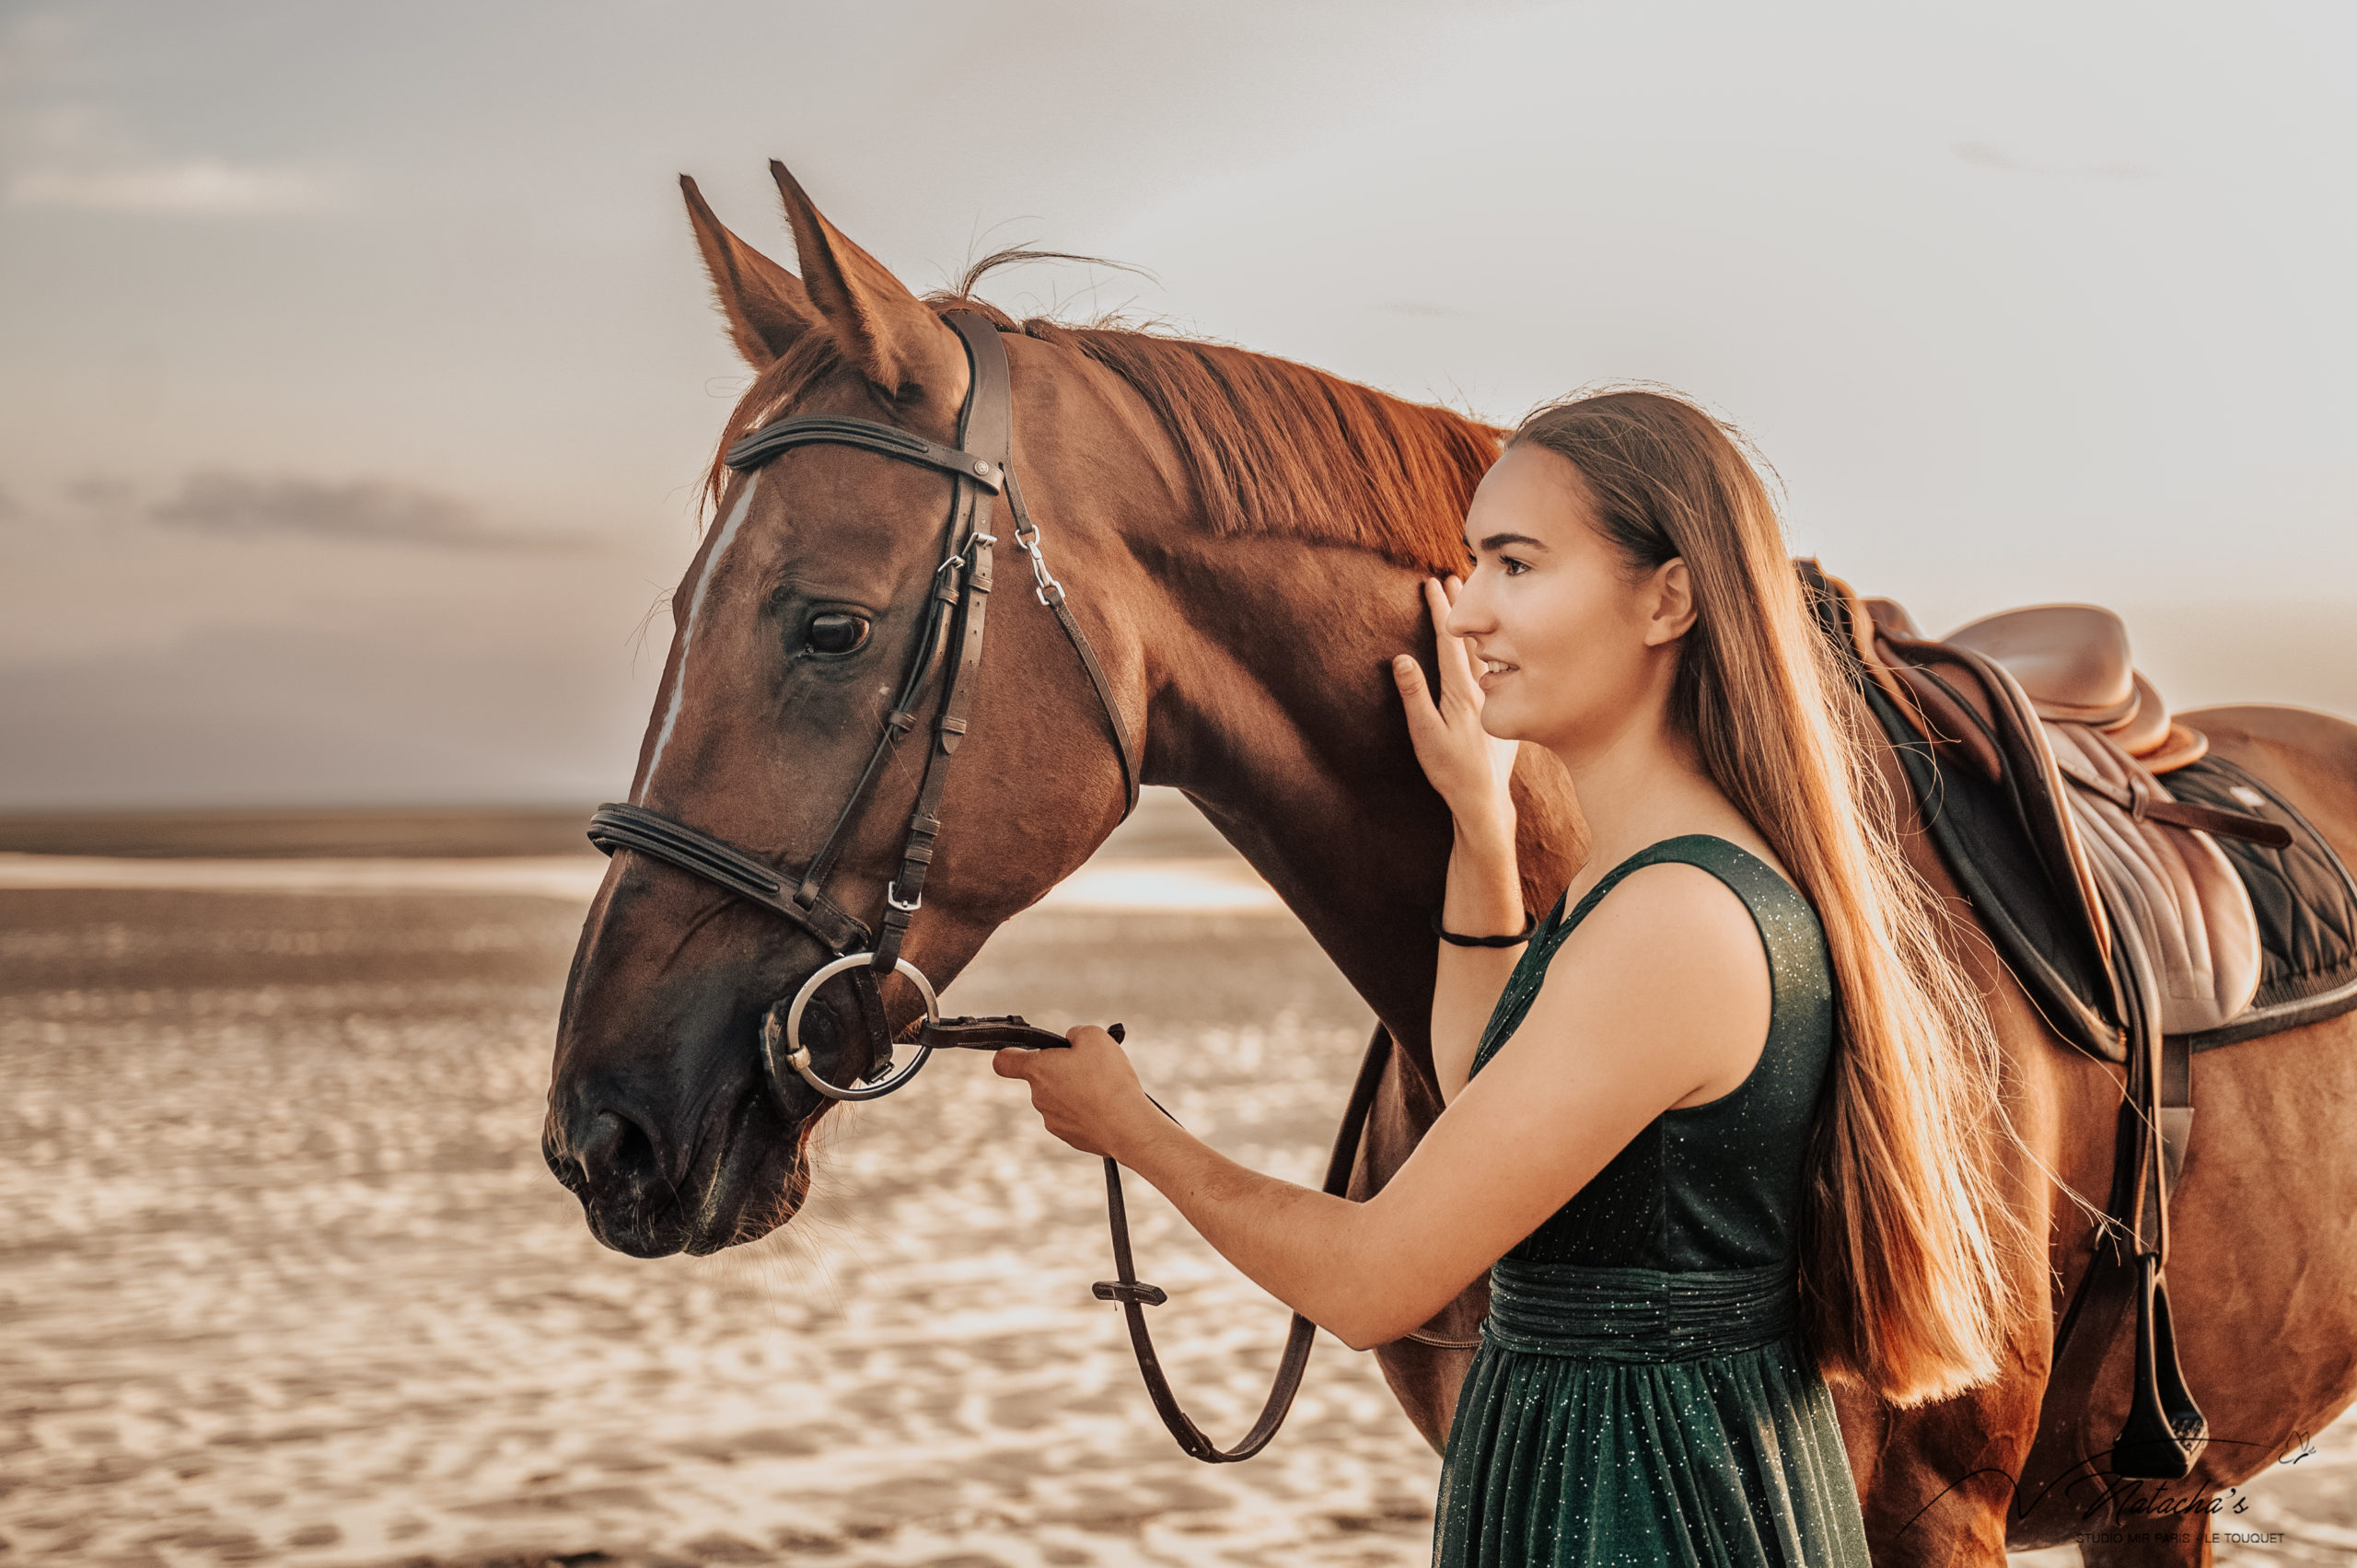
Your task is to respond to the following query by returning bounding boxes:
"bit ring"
[762,953,941,1103]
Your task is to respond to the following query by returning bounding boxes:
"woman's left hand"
[993,1026,1154,1159]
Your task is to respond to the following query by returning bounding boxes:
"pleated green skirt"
[1432,1258,1873,1567]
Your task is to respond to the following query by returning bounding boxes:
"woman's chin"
[1482,706,1562,753]
[1480,703,1529,742]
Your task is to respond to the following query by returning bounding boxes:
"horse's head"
[544,165,1141,1257]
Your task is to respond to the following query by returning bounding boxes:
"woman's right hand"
[1391,575,1519,839]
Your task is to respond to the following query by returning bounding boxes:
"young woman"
[994,389,2032,1566]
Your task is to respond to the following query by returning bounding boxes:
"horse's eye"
[805,611,871,656]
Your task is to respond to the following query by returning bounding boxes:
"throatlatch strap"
[1002,468,1142,819]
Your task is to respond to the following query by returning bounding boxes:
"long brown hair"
[1512,387,2035,1406]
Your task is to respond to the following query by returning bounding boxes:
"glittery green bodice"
[1431,835,1872,1568]
[1469,833,1836,1272]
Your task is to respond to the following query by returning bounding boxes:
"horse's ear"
[680,174,815,369]
[768,160,967,409]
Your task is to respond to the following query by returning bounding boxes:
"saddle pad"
[2162,757,2357,1050]
[1855,681,2124,1063]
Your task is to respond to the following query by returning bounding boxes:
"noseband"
[583,310,1388,1464]
[588,311,1141,1100]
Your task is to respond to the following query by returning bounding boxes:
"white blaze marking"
[638,472,760,803]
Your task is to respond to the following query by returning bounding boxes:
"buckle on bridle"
[887,881,922,912]
[935,529,996,578]
[1012,516,1066,606]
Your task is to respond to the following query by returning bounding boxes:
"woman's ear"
[1643,559,1700,646]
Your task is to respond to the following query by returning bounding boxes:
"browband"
[725,413,1004,490]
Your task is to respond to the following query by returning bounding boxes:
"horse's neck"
[1137,538,1482,1073]
[1011,338,1577,1078]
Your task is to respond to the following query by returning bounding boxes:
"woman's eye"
[1501,556,1531,577]
[805,611,871,656]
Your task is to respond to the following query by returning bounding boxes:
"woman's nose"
[1444,587,1492,638]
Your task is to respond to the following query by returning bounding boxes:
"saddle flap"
[2048,726,2263,1036]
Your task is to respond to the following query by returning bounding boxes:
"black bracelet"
[1430,908,1538,947]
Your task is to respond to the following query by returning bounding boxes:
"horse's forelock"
[701,331,851,515]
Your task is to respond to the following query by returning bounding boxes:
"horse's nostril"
[576,1109,653,1189]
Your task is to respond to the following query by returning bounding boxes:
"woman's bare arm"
[1429,815,1526,1097]
[999,862,1770,1351]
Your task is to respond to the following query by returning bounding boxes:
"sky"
[2,0,2351,807]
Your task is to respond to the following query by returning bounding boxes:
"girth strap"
[2021,866,2209,1481]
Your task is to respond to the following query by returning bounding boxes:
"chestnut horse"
[542,164,2357,1565]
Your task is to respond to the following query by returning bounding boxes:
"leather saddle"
[1846,593,2280,1056]
[1803,566,2302,1483]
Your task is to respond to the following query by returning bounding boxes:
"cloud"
[7,157,334,214]
[145,472,586,552]
[0,27,338,215]
[1954,142,2155,180]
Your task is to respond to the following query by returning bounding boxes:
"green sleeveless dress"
[1431,835,1873,1568]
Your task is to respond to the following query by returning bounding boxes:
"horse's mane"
[708,277,1501,579]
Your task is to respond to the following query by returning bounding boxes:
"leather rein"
[586,311,1386,1462]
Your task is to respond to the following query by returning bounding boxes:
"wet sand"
[2,805,2351,1565]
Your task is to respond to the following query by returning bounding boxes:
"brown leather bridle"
[585,311,1388,1462]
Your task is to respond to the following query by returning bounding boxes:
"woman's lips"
[1478,657,1517,689]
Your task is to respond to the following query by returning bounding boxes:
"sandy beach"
[2,801,2350,1565]
[0,801,1447,1567]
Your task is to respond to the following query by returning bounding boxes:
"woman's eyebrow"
[1470,530,1550,553]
